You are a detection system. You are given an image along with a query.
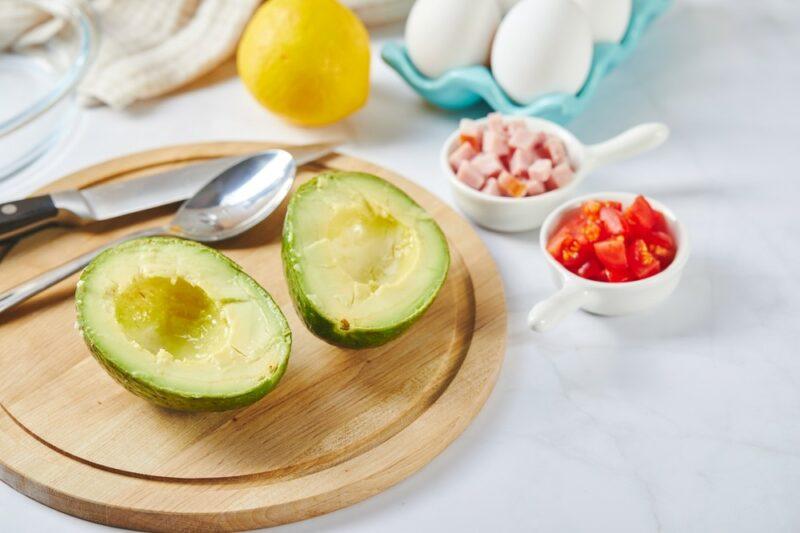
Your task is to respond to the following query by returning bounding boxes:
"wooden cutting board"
[0,142,506,532]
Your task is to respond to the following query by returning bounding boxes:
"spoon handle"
[0,227,165,315]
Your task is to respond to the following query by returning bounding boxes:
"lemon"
[237,0,371,126]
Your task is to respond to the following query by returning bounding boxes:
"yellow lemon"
[237,0,370,126]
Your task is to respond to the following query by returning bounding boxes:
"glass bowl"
[0,0,97,180]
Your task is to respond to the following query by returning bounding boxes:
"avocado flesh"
[282,172,450,348]
[76,237,291,411]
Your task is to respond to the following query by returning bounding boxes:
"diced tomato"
[654,230,674,247]
[547,220,589,268]
[646,231,676,265]
[579,219,603,243]
[556,209,584,235]
[602,268,632,283]
[582,200,602,219]
[546,226,573,258]
[652,210,668,232]
[577,258,604,281]
[550,197,676,283]
[559,236,590,268]
[599,205,627,235]
[627,238,662,279]
[624,195,657,232]
[593,238,628,271]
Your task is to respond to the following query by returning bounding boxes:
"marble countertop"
[2,1,798,531]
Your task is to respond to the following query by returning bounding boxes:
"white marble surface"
[2,1,800,531]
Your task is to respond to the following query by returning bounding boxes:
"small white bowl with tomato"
[529,192,690,332]
[441,113,670,232]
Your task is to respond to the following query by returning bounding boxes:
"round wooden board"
[0,142,506,532]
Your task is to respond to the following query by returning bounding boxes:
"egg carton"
[381,0,672,124]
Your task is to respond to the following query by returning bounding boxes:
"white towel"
[2,0,260,109]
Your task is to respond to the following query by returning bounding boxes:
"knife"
[0,146,335,241]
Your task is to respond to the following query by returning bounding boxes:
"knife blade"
[0,145,335,241]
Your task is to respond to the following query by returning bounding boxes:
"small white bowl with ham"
[440,113,670,232]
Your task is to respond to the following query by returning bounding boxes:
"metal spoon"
[0,149,300,314]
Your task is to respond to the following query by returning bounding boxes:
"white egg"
[405,0,502,79]
[491,0,593,104]
[573,0,632,43]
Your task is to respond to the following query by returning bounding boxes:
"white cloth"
[1,0,260,109]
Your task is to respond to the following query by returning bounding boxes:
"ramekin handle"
[528,284,591,332]
[583,123,669,173]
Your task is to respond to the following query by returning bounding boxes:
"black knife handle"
[0,196,59,241]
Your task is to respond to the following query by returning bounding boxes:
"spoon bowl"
[171,149,295,241]
[0,149,297,313]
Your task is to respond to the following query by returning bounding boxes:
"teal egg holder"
[381,0,672,124]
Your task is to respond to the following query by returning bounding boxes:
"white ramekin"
[528,191,690,332]
[441,116,669,232]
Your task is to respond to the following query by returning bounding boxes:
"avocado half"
[282,171,450,348]
[76,237,291,411]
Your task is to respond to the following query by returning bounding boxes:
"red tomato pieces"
[594,238,628,270]
[602,268,632,283]
[547,196,677,282]
[646,231,676,264]
[577,258,604,281]
[625,195,658,231]
[627,238,661,279]
[599,206,627,235]
[560,236,590,268]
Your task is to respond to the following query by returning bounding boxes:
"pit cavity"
[325,204,418,288]
[114,275,227,360]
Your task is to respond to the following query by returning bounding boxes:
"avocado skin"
[83,339,285,411]
[281,172,450,349]
[76,236,292,412]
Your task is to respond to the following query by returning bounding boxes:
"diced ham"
[509,148,536,177]
[450,113,574,198]
[448,142,477,171]
[483,129,510,157]
[498,171,527,198]
[528,158,553,182]
[487,112,505,133]
[509,128,544,152]
[471,153,504,178]
[459,118,483,150]
[544,136,567,165]
[456,161,485,190]
[506,119,527,134]
[481,177,502,196]
[551,162,574,188]
[526,179,545,196]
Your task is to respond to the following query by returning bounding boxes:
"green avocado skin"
[282,172,450,349]
[76,236,291,412]
[82,339,284,412]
